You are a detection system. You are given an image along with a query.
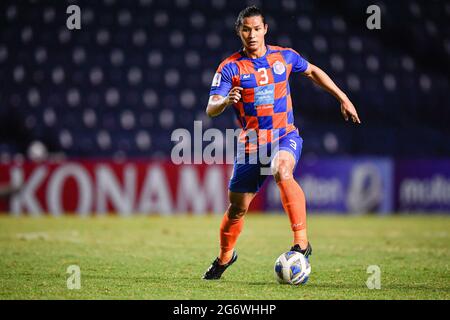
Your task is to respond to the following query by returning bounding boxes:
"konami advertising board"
[0,158,449,215]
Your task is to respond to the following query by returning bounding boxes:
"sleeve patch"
[212,73,221,87]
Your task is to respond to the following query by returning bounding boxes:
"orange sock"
[277,178,308,249]
[219,211,244,265]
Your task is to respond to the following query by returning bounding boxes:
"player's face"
[238,16,268,52]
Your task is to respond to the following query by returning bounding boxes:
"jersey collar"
[239,45,271,60]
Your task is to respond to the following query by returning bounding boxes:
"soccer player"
[203,6,360,280]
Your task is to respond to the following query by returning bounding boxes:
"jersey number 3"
[257,68,269,85]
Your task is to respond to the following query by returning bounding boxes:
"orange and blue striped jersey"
[209,45,309,149]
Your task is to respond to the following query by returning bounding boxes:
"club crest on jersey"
[273,61,286,75]
[212,73,221,87]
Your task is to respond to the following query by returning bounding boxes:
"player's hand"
[226,87,243,105]
[340,98,361,124]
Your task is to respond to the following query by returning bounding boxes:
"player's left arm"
[303,63,361,124]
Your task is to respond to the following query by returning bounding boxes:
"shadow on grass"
[221,280,449,293]
[64,274,450,296]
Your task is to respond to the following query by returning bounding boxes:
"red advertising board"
[0,160,264,215]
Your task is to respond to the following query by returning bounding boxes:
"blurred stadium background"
[0,0,449,216]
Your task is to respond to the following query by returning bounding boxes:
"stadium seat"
[0,0,448,159]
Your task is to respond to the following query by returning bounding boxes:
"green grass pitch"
[0,214,449,300]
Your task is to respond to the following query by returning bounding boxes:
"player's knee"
[272,160,293,182]
[227,203,248,219]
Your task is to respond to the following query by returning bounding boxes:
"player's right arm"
[207,61,242,117]
[206,87,243,117]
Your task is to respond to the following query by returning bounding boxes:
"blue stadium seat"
[0,0,448,159]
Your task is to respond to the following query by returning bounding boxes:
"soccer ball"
[274,251,311,285]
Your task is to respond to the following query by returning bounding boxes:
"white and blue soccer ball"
[274,251,311,285]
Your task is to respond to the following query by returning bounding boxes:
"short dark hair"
[235,6,266,33]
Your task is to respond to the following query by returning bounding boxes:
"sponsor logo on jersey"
[254,84,275,106]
